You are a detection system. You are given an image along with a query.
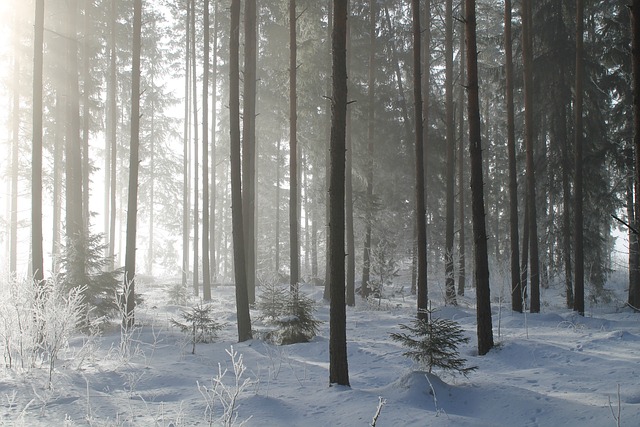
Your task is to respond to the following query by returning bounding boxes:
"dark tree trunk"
[32,0,45,285]
[244,0,257,303]
[466,0,494,356]
[457,0,466,297]
[504,0,522,313]
[522,0,540,313]
[289,0,299,293]
[573,0,585,315]
[345,0,355,307]
[444,0,457,306]
[413,0,428,320]
[230,0,252,342]
[361,0,376,299]
[203,0,212,300]
[634,0,640,305]
[124,0,142,327]
[560,102,574,309]
[627,175,637,307]
[323,0,333,302]
[329,0,350,387]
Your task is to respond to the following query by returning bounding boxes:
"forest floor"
[1,270,640,426]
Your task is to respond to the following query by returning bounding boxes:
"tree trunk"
[52,93,63,274]
[210,1,219,284]
[627,174,637,307]
[504,0,522,312]
[329,0,350,387]
[560,102,574,309]
[444,0,457,306]
[573,0,585,315]
[522,0,540,313]
[323,0,333,302]
[230,0,252,342]
[345,0,355,307]
[413,0,428,320]
[108,0,118,271]
[361,0,376,299]
[633,0,640,307]
[244,0,257,303]
[32,0,45,284]
[457,0,466,297]
[65,0,85,289]
[203,0,212,300]
[182,0,191,288]
[289,0,300,294]
[10,8,20,277]
[275,138,281,275]
[124,0,142,327]
[81,1,91,237]
[191,0,199,297]
[466,0,494,355]
[148,55,156,275]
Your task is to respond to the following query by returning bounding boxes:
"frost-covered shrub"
[257,284,321,345]
[391,307,476,376]
[0,276,87,384]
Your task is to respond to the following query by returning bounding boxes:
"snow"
[1,275,639,426]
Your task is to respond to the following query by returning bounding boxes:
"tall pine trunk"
[230,0,252,342]
[108,0,118,271]
[345,0,355,307]
[505,0,522,312]
[203,0,211,300]
[329,0,349,387]
[210,1,219,284]
[633,0,640,309]
[361,0,376,299]
[444,0,457,305]
[191,0,199,296]
[32,0,45,284]
[124,0,142,327]
[522,0,540,313]
[413,0,428,320]
[466,0,493,355]
[10,8,20,277]
[289,0,299,293]
[457,0,466,297]
[182,1,191,288]
[244,0,257,303]
[574,0,585,315]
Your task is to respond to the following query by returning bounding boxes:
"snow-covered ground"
[1,272,639,426]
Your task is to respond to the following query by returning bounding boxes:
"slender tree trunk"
[323,0,333,302]
[444,0,457,306]
[329,0,350,387]
[627,174,637,307]
[203,0,212,300]
[66,0,85,288]
[182,1,191,288]
[52,94,63,274]
[505,0,522,312]
[210,1,218,284]
[561,102,574,309]
[413,0,428,320]
[81,1,91,236]
[148,59,156,275]
[457,0,466,297]
[466,0,493,355]
[289,0,300,293]
[230,0,252,342]
[633,0,640,309]
[345,0,355,306]
[522,0,540,313]
[108,0,118,271]
[574,0,585,315]
[192,0,200,296]
[124,0,142,327]
[10,9,20,277]
[244,0,257,303]
[361,0,376,299]
[32,0,45,284]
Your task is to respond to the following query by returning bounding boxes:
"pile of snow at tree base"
[1,272,640,426]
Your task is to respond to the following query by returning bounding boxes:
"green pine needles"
[171,303,223,354]
[257,284,321,345]
[391,307,477,376]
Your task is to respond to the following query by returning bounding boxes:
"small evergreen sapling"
[391,307,476,376]
[257,284,321,345]
[171,303,223,354]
